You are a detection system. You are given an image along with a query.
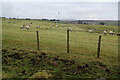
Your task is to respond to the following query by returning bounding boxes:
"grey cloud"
[2,2,118,20]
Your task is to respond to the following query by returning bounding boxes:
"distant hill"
[60,20,118,26]
[1,17,118,26]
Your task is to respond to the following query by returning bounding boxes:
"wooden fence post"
[97,35,102,58]
[67,29,69,53]
[36,31,40,51]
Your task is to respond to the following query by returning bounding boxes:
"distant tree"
[13,17,16,19]
[25,18,30,20]
[99,22,105,25]
[56,20,60,21]
[2,17,6,18]
[78,20,83,24]
[49,19,56,21]
[42,18,49,21]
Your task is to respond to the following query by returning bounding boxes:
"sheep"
[68,27,72,32]
[35,25,40,28]
[50,25,53,28]
[109,31,115,35]
[56,25,59,27]
[20,25,25,29]
[62,24,65,27]
[88,30,94,33]
[25,25,30,29]
[103,30,107,35]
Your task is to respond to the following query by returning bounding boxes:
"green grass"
[2,18,119,79]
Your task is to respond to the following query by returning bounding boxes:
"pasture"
[2,18,119,79]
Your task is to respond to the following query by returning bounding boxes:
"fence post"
[67,29,69,53]
[97,35,102,58]
[36,31,40,51]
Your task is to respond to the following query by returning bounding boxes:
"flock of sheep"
[20,25,31,29]
[88,29,120,36]
[20,24,73,32]
[103,30,115,35]
[20,24,120,36]
[20,24,66,29]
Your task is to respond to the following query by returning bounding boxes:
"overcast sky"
[1,1,119,20]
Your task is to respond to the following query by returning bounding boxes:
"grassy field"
[2,18,119,79]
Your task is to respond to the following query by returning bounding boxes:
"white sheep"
[88,30,94,33]
[25,25,30,29]
[35,25,40,28]
[50,25,53,28]
[20,25,25,29]
[109,31,115,35]
[68,27,72,32]
[56,25,59,27]
[103,30,107,35]
[62,24,65,27]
